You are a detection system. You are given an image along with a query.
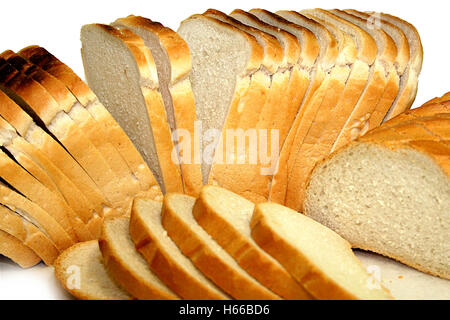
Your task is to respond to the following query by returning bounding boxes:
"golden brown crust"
[130,198,229,300]
[193,186,313,299]
[0,205,59,265]
[0,230,41,268]
[99,217,179,300]
[19,46,161,197]
[162,193,280,299]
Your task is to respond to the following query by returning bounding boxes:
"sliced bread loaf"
[304,106,449,279]
[0,230,41,268]
[81,24,183,194]
[19,45,162,200]
[112,16,202,197]
[54,240,133,300]
[161,193,281,299]
[130,197,229,299]
[193,185,312,299]
[99,216,179,300]
[0,204,59,265]
[251,202,393,299]
[178,14,263,185]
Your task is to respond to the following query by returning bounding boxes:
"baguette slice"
[81,24,183,194]
[99,217,179,300]
[251,202,393,300]
[112,16,202,197]
[178,14,263,184]
[304,115,450,279]
[130,198,229,299]
[19,45,162,200]
[0,205,59,265]
[193,185,312,299]
[54,240,133,300]
[0,230,41,268]
[162,193,281,299]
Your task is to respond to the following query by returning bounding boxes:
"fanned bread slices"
[364,11,424,121]
[19,46,162,199]
[202,9,284,203]
[177,14,264,186]
[344,10,411,122]
[0,205,59,265]
[161,193,280,299]
[0,55,130,214]
[248,10,321,205]
[273,10,359,210]
[0,182,74,251]
[251,202,393,300]
[193,185,312,299]
[54,240,133,300]
[112,16,202,197]
[99,217,179,300]
[230,9,302,143]
[0,230,41,268]
[330,10,399,136]
[304,103,449,280]
[2,51,142,200]
[130,198,229,299]
[81,24,183,195]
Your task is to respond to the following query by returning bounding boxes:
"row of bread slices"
[303,95,450,280]
[0,46,164,267]
[80,9,423,216]
[54,185,394,300]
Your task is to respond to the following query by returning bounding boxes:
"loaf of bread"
[304,100,449,280]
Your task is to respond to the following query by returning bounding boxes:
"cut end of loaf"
[305,142,450,279]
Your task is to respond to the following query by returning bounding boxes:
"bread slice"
[112,16,202,197]
[330,9,399,132]
[274,10,360,210]
[2,50,142,200]
[54,240,133,300]
[193,185,312,299]
[81,24,183,195]
[304,117,449,279]
[161,193,280,299]
[199,9,285,202]
[251,202,393,299]
[130,197,229,299]
[19,46,162,200]
[0,54,131,213]
[0,182,74,251]
[99,216,179,300]
[0,230,41,268]
[0,204,59,265]
[177,14,263,185]
[366,12,423,121]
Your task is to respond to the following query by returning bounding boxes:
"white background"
[0,0,449,299]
